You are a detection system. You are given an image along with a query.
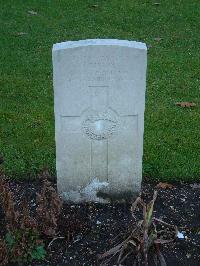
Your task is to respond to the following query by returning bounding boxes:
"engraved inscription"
[65,53,131,81]
[82,108,119,140]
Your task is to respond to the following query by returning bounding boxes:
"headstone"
[52,39,147,202]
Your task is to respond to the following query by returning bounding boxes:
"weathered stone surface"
[52,39,147,202]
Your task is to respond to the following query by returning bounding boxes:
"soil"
[1,178,200,266]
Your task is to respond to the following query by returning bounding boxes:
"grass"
[0,0,199,181]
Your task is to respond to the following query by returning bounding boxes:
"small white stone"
[177,231,185,239]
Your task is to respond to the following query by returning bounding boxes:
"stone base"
[58,177,141,203]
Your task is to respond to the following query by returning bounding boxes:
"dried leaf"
[98,242,123,259]
[154,37,162,41]
[157,250,167,266]
[128,239,137,247]
[156,182,174,189]
[131,196,143,217]
[28,10,38,15]
[89,4,98,8]
[154,217,178,231]
[15,32,27,36]
[119,250,133,264]
[176,102,196,107]
[146,191,157,225]
[147,232,157,250]
[117,244,127,264]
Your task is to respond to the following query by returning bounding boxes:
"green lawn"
[0,0,199,181]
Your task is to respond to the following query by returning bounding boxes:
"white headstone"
[52,39,147,202]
